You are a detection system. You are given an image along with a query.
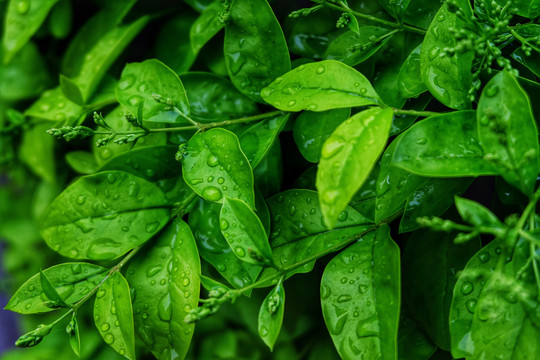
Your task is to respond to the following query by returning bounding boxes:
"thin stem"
[528,212,540,299]
[174,108,200,127]
[510,29,540,53]
[515,187,540,231]
[323,1,426,35]
[49,246,142,328]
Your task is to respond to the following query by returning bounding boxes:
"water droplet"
[466,299,477,313]
[360,88,367,94]
[287,100,296,107]
[207,176,214,182]
[76,195,86,205]
[341,277,348,284]
[479,116,489,126]
[106,173,117,184]
[118,74,136,90]
[321,136,345,159]
[478,251,490,263]
[431,25,440,40]
[146,221,160,233]
[217,177,225,184]
[416,137,427,145]
[234,247,246,257]
[461,281,474,295]
[207,155,219,167]
[138,83,149,93]
[104,333,115,344]
[127,95,142,106]
[28,284,35,291]
[16,0,29,14]
[297,64,306,71]
[288,204,297,216]
[307,104,318,110]
[87,238,121,260]
[220,219,229,230]
[146,266,162,277]
[484,83,498,97]
[321,285,332,299]
[202,186,223,201]
[190,178,203,185]
[358,284,368,294]
[158,294,172,321]
[316,65,325,74]
[428,47,440,60]
[96,289,106,298]
[259,326,269,337]
[337,211,348,222]
[101,323,110,331]
[281,82,301,95]
[260,87,273,98]
[274,77,283,84]
[72,263,82,274]
[437,13,445,21]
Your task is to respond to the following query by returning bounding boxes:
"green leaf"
[477,71,540,196]
[5,263,107,314]
[220,197,272,266]
[392,110,497,177]
[0,42,50,101]
[39,171,170,260]
[73,17,149,102]
[48,0,72,39]
[258,281,285,351]
[481,0,540,19]
[188,198,262,289]
[399,178,472,233]
[65,151,99,175]
[398,43,427,98]
[66,314,81,357]
[126,219,200,360]
[116,59,190,123]
[324,27,393,66]
[2,0,60,63]
[317,107,393,228]
[182,128,255,208]
[420,1,474,109]
[293,108,351,163]
[190,1,226,53]
[224,0,290,102]
[397,306,437,360]
[19,122,56,184]
[180,72,258,122]
[155,13,198,74]
[25,87,84,124]
[239,113,289,168]
[321,226,400,360]
[403,229,481,350]
[454,196,505,229]
[60,75,85,106]
[267,189,372,248]
[94,272,136,360]
[261,60,381,112]
[39,271,69,308]
[449,238,539,359]
[253,140,283,198]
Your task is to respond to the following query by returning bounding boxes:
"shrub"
[1,0,540,359]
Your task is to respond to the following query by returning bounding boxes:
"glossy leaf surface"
[182,128,255,208]
[224,0,290,102]
[321,226,400,360]
[190,1,225,53]
[454,196,504,229]
[116,59,190,123]
[127,219,200,360]
[94,272,136,359]
[261,60,381,112]
[398,43,427,98]
[220,197,272,266]
[420,2,473,109]
[6,263,107,314]
[317,107,393,228]
[477,71,539,196]
[39,171,170,260]
[258,281,285,351]
[392,111,497,176]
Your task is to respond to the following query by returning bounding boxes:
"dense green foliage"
[1,0,540,359]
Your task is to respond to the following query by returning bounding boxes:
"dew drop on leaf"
[207,155,220,167]
[202,186,223,201]
[104,333,115,344]
[466,299,477,313]
[100,323,110,331]
[461,281,474,295]
[16,0,30,14]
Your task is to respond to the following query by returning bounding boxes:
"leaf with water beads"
[39,171,170,260]
[126,219,200,360]
[182,128,256,209]
[316,107,393,229]
[220,197,273,266]
[320,226,400,360]
[258,280,285,351]
[261,60,381,112]
[5,263,107,314]
[93,272,136,360]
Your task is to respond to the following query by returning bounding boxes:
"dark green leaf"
[19,122,56,184]
[224,0,290,102]
[454,196,505,229]
[477,70,540,196]
[60,75,85,106]
[94,272,136,360]
[5,263,107,314]
[317,107,393,228]
[398,306,437,360]
[155,13,198,74]
[39,171,170,260]
[65,151,99,175]
[261,60,381,111]
[392,110,497,176]
[321,226,400,360]
[398,43,427,98]
[190,1,226,53]
[39,271,69,308]
[66,314,81,357]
